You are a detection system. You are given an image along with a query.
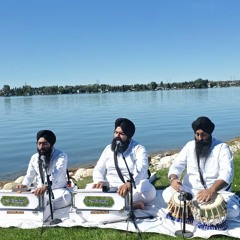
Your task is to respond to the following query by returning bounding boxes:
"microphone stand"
[43,164,62,225]
[175,193,193,238]
[121,152,153,240]
[103,150,153,240]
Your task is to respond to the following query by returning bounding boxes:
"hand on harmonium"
[117,182,130,197]
[13,184,29,193]
[32,186,48,197]
[92,181,104,189]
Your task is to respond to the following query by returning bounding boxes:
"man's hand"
[33,186,47,196]
[196,189,214,203]
[16,184,27,189]
[15,184,28,193]
[92,181,104,189]
[171,178,183,192]
[117,182,130,197]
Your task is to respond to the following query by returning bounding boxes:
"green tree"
[2,85,11,95]
[149,82,158,90]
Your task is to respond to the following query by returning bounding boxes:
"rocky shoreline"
[1,137,240,190]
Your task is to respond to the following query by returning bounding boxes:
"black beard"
[195,135,212,158]
[111,137,130,153]
[38,147,52,163]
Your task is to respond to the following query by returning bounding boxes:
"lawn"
[1,150,240,240]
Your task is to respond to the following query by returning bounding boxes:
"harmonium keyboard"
[0,190,50,222]
[70,189,129,223]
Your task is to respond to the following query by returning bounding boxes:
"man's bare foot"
[133,202,144,210]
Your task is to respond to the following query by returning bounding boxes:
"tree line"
[1,78,240,96]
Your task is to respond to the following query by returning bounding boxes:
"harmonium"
[70,188,129,223]
[0,190,51,222]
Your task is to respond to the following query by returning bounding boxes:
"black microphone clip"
[178,191,193,201]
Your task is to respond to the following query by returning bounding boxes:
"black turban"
[37,130,56,146]
[192,116,215,134]
[115,118,135,138]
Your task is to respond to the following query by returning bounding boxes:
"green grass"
[232,150,240,196]
[1,150,240,240]
[1,226,235,240]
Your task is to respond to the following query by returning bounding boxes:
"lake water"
[0,87,240,181]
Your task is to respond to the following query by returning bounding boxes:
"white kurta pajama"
[162,138,240,219]
[22,148,71,210]
[93,140,156,204]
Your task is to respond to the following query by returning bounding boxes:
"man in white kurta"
[17,130,71,210]
[163,116,240,221]
[92,118,156,209]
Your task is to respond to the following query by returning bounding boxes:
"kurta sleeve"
[22,156,38,187]
[132,144,149,185]
[168,144,188,179]
[93,147,108,183]
[217,143,234,185]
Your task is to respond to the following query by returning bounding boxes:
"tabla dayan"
[166,192,194,223]
[0,191,50,222]
[70,189,129,223]
[191,194,227,230]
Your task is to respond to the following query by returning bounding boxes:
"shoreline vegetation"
[1,79,240,97]
[1,136,240,190]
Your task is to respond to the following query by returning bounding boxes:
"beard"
[195,135,212,158]
[111,137,130,153]
[38,147,52,163]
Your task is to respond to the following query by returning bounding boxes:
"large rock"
[15,176,25,184]
[153,153,178,170]
[72,168,94,180]
[3,182,17,190]
[72,168,85,180]
[230,142,240,154]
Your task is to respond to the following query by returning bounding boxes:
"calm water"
[0,87,240,181]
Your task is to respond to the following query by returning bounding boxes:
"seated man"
[92,118,156,209]
[17,130,71,210]
[163,116,240,227]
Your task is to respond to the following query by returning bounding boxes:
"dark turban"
[37,130,56,146]
[115,118,135,138]
[192,116,215,134]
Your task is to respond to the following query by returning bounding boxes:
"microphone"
[40,155,48,169]
[178,191,193,201]
[115,140,122,153]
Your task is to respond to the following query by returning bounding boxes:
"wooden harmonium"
[0,190,50,222]
[71,189,129,222]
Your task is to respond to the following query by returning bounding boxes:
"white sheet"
[1,190,240,239]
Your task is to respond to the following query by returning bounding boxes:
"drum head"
[192,194,227,230]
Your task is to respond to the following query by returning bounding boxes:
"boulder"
[3,182,17,190]
[15,176,25,184]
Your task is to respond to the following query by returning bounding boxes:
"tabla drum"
[166,192,194,223]
[191,194,227,230]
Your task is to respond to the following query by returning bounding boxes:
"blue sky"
[0,0,239,88]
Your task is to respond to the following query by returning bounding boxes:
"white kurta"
[163,137,239,219]
[93,140,156,203]
[22,148,71,209]
[168,138,233,196]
